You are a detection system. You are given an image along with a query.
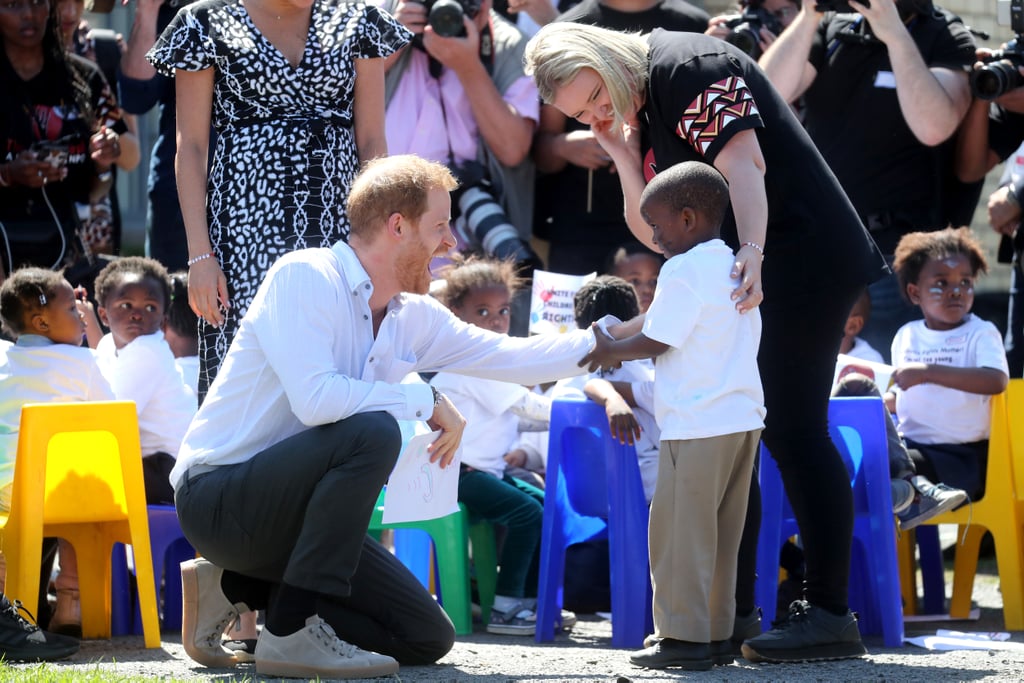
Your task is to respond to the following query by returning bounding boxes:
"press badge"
[874,70,897,89]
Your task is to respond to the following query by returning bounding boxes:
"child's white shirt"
[891,314,1009,444]
[175,355,200,405]
[846,337,885,365]
[96,331,196,457]
[643,240,765,440]
[0,336,115,491]
[429,372,535,478]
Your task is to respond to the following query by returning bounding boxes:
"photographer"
[382,0,543,306]
[1,0,123,286]
[956,45,1024,377]
[706,0,799,60]
[759,0,975,360]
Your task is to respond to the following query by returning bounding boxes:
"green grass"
[0,661,256,682]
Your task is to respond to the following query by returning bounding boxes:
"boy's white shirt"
[891,314,1009,444]
[643,239,765,440]
[847,336,885,365]
[96,330,197,457]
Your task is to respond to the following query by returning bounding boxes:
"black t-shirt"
[642,30,887,298]
[802,11,975,251]
[1,54,123,270]
[535,0,709,263]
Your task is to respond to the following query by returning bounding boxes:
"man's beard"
[395,247,433,295]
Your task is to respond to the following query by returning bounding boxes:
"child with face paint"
[886,227,1010,511]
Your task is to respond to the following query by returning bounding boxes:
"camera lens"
[970,61,1024,101]
[726,24,761,59]
[429,0,466,37]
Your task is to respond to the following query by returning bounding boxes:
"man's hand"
[393,0,428,34]
[560,130,614,171]
[848,0,904,45]
[421,17,480,74]
[426,392,467,468]
[988,185,1022,236]
[578,323,622,373]
[603,394,641,446]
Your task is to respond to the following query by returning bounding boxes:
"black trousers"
[735,282,864,616]
[175,411,455,664]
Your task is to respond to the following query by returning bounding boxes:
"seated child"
[554,275,659,503]
[581,161,764,671]
[887,227,1009,522]
[839,291,884,364]
[429,255,563,636]
[605,241,664,314]
[0,267,115,632]
[832,289,969,527]
[92,257,196,505]
[163,271,200,403]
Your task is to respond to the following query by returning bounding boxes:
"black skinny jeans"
[734,282,865,617]
[175,411,455,664]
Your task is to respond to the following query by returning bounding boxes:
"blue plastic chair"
[111,504,195,635]
[756,397,903,647]
[536,398,652,648]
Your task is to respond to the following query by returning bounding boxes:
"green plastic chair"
[368,489,497,635]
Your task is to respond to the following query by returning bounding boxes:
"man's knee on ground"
[399,617,456,665]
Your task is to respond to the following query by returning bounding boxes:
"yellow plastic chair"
[898,382,1024,629]
[0,402,161,647]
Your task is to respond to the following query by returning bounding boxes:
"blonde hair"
[524,23,649,130]
[347,155,458,240]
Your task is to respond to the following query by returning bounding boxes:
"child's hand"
[504,449,528,468]
[892,363,929,391]
[603,395,640,445]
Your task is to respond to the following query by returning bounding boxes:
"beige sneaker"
[180,559,249,668]
[254,615,399,679]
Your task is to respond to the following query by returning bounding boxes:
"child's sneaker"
[890,479,915,514]
[0,594,79,662]
[486,603,536,636]
[897,477,968,530]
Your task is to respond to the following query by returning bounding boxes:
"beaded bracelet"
[742,241,764,259]
[186,251,216,267]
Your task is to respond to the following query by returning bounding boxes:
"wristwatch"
[430,385,443,406]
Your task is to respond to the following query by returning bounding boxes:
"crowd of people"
[0,0,1019,677]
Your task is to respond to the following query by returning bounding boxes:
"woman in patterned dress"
[148,0,411,398]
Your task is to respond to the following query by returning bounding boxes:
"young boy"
[92,257,196,504]
[580,161,764,671]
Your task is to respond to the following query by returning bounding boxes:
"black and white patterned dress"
[148,0,410,396]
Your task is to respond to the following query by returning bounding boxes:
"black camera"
[420,0,483,38]
[970,0,1024,100]
[450,162,542,276]
[724,6,784,60]
[814,0,869,12]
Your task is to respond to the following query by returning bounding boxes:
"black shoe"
[710,639,736,666]
[741,600,866,663]
[630,638,713,671]
[0,594,79,662]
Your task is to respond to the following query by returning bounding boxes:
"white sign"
[529,269,596,335]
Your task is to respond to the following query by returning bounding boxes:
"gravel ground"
[13,548,1024,682]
